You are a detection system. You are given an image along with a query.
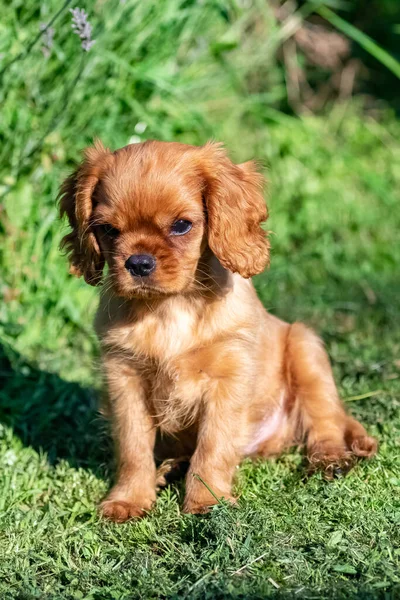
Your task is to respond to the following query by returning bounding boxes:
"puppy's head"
[59,140,269,298]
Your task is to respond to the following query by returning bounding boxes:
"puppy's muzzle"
[125,254,156,277]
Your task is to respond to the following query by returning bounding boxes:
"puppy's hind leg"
[286,323,377,476]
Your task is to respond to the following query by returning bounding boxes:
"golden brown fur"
[59,139,377,522]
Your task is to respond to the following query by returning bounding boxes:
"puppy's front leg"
[100,357,156,522]
[183,381,247,514]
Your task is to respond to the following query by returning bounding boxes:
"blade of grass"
[232,552,269,575]
[345,390,384,402]
[192,474,220,504]
[317,5,400,79]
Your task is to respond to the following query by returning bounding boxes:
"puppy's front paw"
[100,499,151,522]
[182,500,214,515]
[307,442,355,478]
[183,495,237,515]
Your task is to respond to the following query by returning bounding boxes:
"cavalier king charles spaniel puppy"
[59,140,377,522]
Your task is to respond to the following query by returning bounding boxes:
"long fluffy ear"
[200,142,270,278]
[59,140,114,286]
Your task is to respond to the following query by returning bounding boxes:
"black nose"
[125,254,156,277]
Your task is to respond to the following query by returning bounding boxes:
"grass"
[1,1,400,598]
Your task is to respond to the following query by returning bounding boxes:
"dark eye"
[170,219,192,236]
[102,224,120,238]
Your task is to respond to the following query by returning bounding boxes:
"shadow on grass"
[191,585,400,600]
[0,273,396,486]
[0,342,111,476]
[0,342,188,485]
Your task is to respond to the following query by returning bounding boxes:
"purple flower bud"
[70,7,96,52]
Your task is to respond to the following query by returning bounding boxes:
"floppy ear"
[200,142,270,278]
[59,140,114,286]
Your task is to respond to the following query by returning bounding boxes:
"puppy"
[59,140,377,522]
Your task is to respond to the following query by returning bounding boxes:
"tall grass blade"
[317,5,400,79]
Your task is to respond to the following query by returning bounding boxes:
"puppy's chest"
[130,305,198,360]
[119,308,211,432]
[148,357,208,433]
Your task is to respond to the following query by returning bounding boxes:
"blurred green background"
[0,1,399,599]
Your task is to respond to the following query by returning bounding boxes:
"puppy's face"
[93,148,205,297]
[60,140,270,298]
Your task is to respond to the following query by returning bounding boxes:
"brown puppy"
[59,140,377,522]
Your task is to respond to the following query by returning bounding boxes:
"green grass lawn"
[1,2,400,598]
